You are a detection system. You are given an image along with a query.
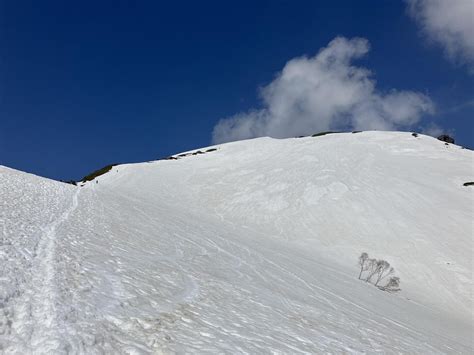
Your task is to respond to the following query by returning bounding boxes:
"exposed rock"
[437,135,454,144]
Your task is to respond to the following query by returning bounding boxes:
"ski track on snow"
[14,188,80,352]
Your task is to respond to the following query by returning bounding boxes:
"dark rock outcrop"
[437,135,454,144]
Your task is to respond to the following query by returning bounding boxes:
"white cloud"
[406,0,474,69]
[422,122,443,137]
[421,122,454,138]
[212,37,434,143]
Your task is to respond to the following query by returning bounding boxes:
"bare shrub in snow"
[358,252,369,279]
[379,277,401,292]
[358,253,400,292]
[364,258,381,283]
[374,261,394,287]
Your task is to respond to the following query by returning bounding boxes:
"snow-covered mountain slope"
[1,131,473,353]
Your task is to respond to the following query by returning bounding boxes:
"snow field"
[1,131,472,353]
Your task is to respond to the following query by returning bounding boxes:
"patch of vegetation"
[165,148,219,161]
[463,182,474,187]
[81,164,117,182]
[412,132,418,137]
[157,147,221,162]
[311,131,338,137]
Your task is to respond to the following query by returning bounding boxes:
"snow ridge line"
[15,188,80,353]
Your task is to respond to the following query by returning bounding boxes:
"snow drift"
[0,131,472,353]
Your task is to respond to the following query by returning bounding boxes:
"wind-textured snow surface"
[1,131,473,354]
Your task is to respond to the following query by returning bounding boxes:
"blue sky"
[1,0,473,180]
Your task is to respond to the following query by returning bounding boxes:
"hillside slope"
[1,131,473,353]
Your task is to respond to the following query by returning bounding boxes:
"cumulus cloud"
[212,37,434,143]
[406,0,474,69]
